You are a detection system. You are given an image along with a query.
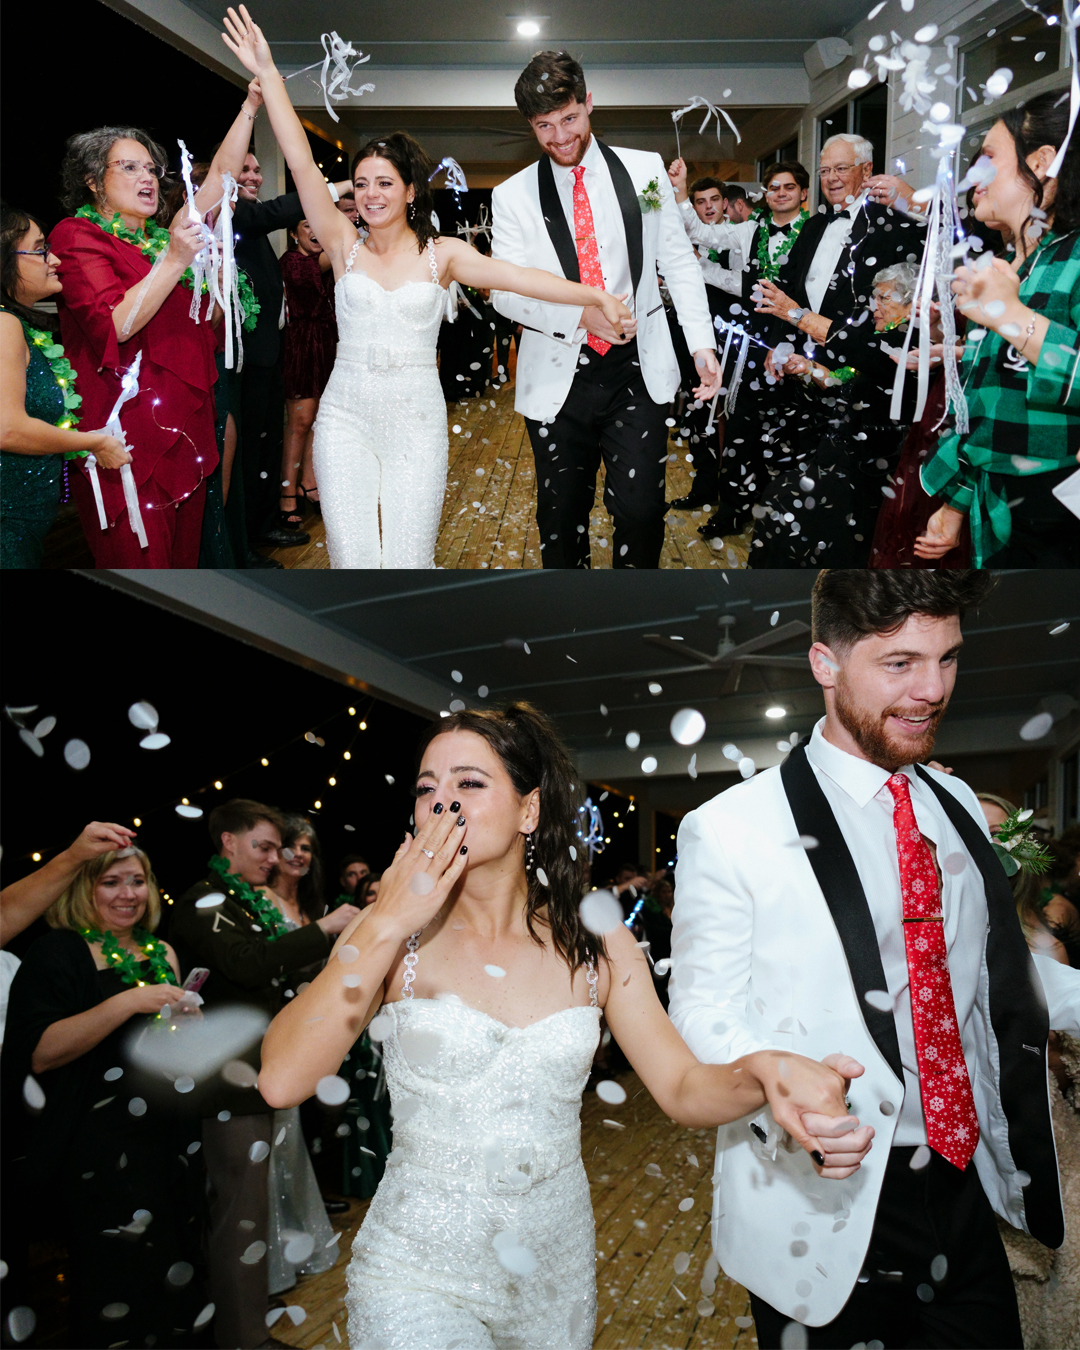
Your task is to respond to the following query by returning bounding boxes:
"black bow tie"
[832,208,853,220]
[768,221,792,237]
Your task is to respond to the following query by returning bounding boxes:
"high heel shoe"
[298,484,322,516]
[279,494,305,530]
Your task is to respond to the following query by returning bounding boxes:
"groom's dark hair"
[811,570,997,654]
[514,51,587,120]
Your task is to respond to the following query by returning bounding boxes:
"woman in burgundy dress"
[280,219,337,526]
[49,97,260,567]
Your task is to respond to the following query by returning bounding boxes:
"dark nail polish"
[449,801,460,813]
[459,844,468,855]
[811,1150,825,1167]
[432,803,444,815]
[457,815,466,826]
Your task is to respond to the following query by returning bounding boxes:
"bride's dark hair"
[350,131,438,250]
[414,702,604,977]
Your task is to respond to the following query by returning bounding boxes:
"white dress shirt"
[804,194,868,315]
[677,201,755,296]
[806,717,990,1146]
[551,135,634,316]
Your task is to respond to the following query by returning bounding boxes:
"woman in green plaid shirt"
[917,90,1079,567]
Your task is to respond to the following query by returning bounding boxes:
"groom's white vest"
[669,745,1078,1326]
[490,143,715,423]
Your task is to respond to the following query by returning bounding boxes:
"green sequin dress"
[0,310,66,568]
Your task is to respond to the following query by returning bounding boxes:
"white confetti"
[670,708,705,745]
[942,852,967,875]
[673,1251,691,1274]
[316,1075,350,1106]
[653,958,672,976]
[492,1229,538,1276]
[194,1302,215,1328]
[385,774,395,785]
[642,756,658,774]
[248,1139,271,1163]
[738,757,756,779]
[535,867,550,888]
[648,682,663,695]
[128,1097,147,1117]
[337,944,360,964]
[342,974,363,988]
[1049,622,1070,636]
[409,873,435,896]
[167,1261,194,1286]
[451,670,463,682]
[64,738,91,770]
[484,964,507,979]
[283,1232,315,1265]
[195,893,226,909]
[33,716,56,738]
[174,1076,195,1094]
[679,1197,695,1211]
[128,701,159,731]
[240,1241,267,1264]
[596,1080,627,1105]
[101,1302,129,1320]
[175,804,204,819]
[22,1076,45,1111]
[140,732,171,750]
[1020,711,1054,741]
[625,730,641,749]
[367,1013,392,1042]
[580,890,623,934]
[864,989,895,1012]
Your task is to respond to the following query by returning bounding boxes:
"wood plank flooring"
[267,1071,758,1350]
[261,380,752,571]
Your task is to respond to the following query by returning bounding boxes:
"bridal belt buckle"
[356,344,435,372]
[484,1139,539,1195]
[395,1130,578,1193]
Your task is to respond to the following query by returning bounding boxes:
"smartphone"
[183,967,210,994]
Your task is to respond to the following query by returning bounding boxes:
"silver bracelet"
[1016,315,1037,354]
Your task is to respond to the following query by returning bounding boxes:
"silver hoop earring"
[524,832,536,872]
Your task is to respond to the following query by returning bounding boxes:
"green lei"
[754,208,809,282]
[207,853,291,940]
[1,307,83,435]
[75,205,261,333]
[81,925,178,986]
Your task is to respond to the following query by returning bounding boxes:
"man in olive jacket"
[171,799,359,1350]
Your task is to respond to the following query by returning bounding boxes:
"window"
[816,84,888,178]
[757,136,800,179]
[961,8,1061,106]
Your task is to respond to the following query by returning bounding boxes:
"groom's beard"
[834,676,948,772]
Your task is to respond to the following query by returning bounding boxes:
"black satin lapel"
[780,745,905,1083]
[787,212,829,303]
[914,767,1063,1247]
[596,140,643,295]
[536,154,580,283]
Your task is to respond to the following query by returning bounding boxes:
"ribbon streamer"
[212,172,245,371]
[1048,1,1079,179]
[103,351,149,550]
[177,140,219,327]
[429,157,469,199]
[285,32,375,124]
[671,95,742,160]
[457,202,492,246]
[704,325,735,436]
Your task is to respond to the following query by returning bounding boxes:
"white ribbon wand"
[672,96,741,160]
[91,351,148,549]
[212,172,245,371]
[178,140,218,326]
[1048,1,1079,179]
[430,157,469,201]
[457,202,492,246]
[285,32,374,124]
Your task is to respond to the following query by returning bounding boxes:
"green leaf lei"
[75,205,261,333]
[207,853,291,940]
[0,307,83,439]
[637,177,663,213]
[81,925,178,987]
[989,806,1054,879]
[754,207,809,282]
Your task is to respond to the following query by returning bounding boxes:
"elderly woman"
[0,207,130,567]
[1,846,206,1347]
[751,262,924,567]
[917,89,1080,567]
[48,86,261,568]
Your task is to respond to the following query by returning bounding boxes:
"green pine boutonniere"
[638,178,663,213]
[990,806,1053,878]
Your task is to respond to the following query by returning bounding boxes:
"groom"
[491,51,720,568]
[669,570,1080,1348]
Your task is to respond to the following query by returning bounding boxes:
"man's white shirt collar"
[554,134,604,188]
[806,716,917,808]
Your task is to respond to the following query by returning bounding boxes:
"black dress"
[1,929,207,1348]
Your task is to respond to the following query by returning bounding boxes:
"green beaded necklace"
[754,208,809,282]
[207,854,291,940]
[81,926,177,986]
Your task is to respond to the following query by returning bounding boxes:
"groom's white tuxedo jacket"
[490,138,715,422]
[668,731,1080,1326]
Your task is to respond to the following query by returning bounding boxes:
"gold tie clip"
[902,915,944,922]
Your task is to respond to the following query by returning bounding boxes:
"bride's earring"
[407,200,416,221]
[524,832,536,873]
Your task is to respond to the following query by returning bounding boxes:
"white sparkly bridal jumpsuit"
[345,933,601,1349]
[313,238,451,569]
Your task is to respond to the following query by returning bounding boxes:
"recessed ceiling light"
[765,706,786,719]
[517,19,541,35]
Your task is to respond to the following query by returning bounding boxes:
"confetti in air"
[670,708,706,745]
[316,1075,350,1106]
[579,890,624,934]
[595,1080,627,1105]
[1020,711,1054,741]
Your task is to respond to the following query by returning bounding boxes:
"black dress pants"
[749,1148,1023,1350]
[240,362,286,542]
[524,338,669,568]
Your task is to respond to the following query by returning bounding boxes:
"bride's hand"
[222,4,276,75]
[596,291,636,341]
[744,1049,870,1175]
[365,804,469,942]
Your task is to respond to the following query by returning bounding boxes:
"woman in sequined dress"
[0,207,130,568]
[224,6,636,569]
[258,703,873,1349]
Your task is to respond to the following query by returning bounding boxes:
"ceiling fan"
[642,614,811,693]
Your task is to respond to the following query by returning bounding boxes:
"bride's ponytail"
[350,131,439,251]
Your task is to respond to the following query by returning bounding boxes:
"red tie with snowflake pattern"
[886,773,979,1170]
[571,166,611,356]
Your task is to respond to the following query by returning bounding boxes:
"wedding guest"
[0,820,136,947]
[723,184,754,224]
[917,90,1080,567]
[169,799,360,1349]
[333,853,370,908]
[356,872,382,906]
[280,219,337,527]
[1,208,129,568]
[49,96,260,567]
[1,846,205,1348]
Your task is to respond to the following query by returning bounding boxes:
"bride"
[259,702,874,1349]
[222,7,635,569]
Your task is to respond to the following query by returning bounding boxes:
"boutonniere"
[638,177,663,213]
[990,806,1053,878]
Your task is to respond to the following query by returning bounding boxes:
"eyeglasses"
[106,159,166,180]
[14,244,52,261]
[818,165,859,178]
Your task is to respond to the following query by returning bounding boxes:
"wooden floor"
[269,1070,758,1350]
[41,381,752,572]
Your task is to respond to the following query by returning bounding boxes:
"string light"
[348,707,356,716]
[261,757,269,766]
[133,817,142,827]
[359,721,367,730]
[314,800,323,810]
[343,751,351,761]
[214,780,223,789]
[32,852,42,862]
[328,777,337,786]
[181,797,190,805]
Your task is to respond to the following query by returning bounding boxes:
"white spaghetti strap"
[585,960,598,1008]
[402,929,421,999]
[344,239,361,275]
[427,237,439,285]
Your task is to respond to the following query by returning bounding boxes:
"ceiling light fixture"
[765,706,786,719]
[517,19,541,35]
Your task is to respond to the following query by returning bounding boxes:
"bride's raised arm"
[221,5,354,266]
[600,921,875,1178]
[437,235,636,338]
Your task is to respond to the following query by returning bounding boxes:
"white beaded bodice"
[334,237,449,367]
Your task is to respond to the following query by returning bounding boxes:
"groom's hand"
[692,348,721,401]
[582,304,637,345]
[801,1114,876,1178]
